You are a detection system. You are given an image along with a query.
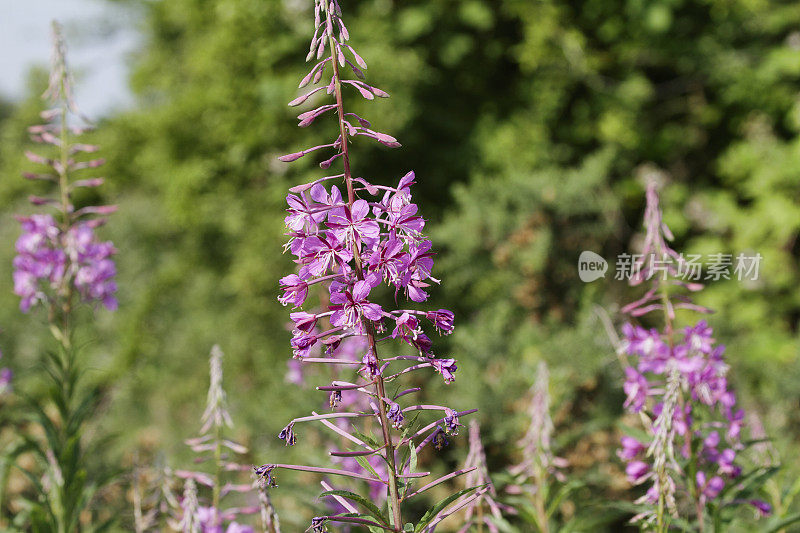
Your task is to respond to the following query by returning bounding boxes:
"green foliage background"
[2,0,800,529]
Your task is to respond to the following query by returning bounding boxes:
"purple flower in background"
[616,182,767,527]
[13,215,117,312]
[618,436,645,461]
[0,345,11,395]
[0,368,11,394]
[626,461,650,483]
[14,21,117,316]
[169,346,262,530]
[458,421,515,532]
[623,367,648,413]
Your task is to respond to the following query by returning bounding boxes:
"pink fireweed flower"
[263,0,471,527]
[426,309,455,335]
[617,182,767,526]
[329,277,383,331]
[13,215,117,312]
[278,274,308,307]
[15,22,117,316]
[327,199,380,246]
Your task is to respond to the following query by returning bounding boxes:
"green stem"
[49,63,78,533]
[534,464,549,533]
[213,422,222,521]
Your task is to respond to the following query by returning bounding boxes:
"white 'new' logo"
[578,251,607,282]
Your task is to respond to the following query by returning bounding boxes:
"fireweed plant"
[505,362,572,533]
[617,182,772,531]
[164,346,266,532]
[456,421,514,533]
[1,21,118,530]
[255,1,478,531]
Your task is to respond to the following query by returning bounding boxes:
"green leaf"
[545,480,581,518]
[414,485,481,532]
[320,489,390,525]
[351,428,381,449]
[764,512,800,533]
[355,454,382,481]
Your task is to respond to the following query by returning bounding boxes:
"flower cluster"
[258,1,473,530]
[14,214,117,312]
[619,321,747,505]
[280,172,455,366]
[617,181,769,526]
[14,21,117,315]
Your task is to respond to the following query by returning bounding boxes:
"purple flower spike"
[15,22,117,317]
[265,1,472,527]
[13,215,117,312]
[616,182,767,527]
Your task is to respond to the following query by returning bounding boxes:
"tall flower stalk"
[456,421,513,533]
[166,346,260,532]
[507,362,567,533]
[3,21,118,531]
[257,2,474,531]
[617,181,770,531]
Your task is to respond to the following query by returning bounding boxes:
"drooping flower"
[431,358,458,384]
[0,345,11,395]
